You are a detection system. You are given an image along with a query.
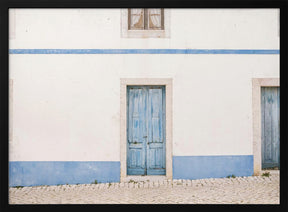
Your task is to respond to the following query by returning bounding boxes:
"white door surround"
[120,78,173,182]
[252,78,280,175]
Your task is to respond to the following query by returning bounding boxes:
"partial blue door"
[261,87,280,169]
[127,86,165,175]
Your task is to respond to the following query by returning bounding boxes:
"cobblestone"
[9,171,279,204]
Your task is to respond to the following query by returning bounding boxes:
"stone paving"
[9,171,279,204]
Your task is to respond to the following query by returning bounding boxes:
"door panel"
[147,88,166,175]
[127,86,166,175]
[127,88,147,175]
[261,87,280,169]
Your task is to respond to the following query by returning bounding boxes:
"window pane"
[129,9,144,30]
[148,9,162,30]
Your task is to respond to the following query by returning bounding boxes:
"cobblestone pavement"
[9,171,279,204]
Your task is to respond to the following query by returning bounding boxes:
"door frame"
[252,78,280,175]
[120,78,173,182]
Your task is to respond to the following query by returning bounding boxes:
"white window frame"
[121,9,170,38]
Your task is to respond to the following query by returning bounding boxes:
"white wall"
[10,9,279,49]
[9,9,279,161]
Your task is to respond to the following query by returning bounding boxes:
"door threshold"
[123,175,167,183]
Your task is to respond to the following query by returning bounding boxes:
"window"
[121,8,170,38]
[128,8,164,30]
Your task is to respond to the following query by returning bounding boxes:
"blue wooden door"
[261,87,280,169]
[127,86,166,175]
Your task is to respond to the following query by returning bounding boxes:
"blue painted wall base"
[9,155,254,186]
[173,155,254,179]
[9,161,120,187]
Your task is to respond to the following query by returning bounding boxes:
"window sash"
[128,9,144,30]
[128,8,164,30]
[148,8,164,30]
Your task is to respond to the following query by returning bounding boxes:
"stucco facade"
[9,9,279,186]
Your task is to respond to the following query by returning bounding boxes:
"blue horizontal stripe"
[9,49,280,54]
[9,161,120,187]
[173,155,254,180]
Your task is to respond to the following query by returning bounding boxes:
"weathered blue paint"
[9,49,280,54]
[127,87,147,175]
[9,161,120,187]
[261,87,280,169]
[173,155,254,179]
[9,156,254,186]
[127,86,165,175]
[147,87,166,175]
